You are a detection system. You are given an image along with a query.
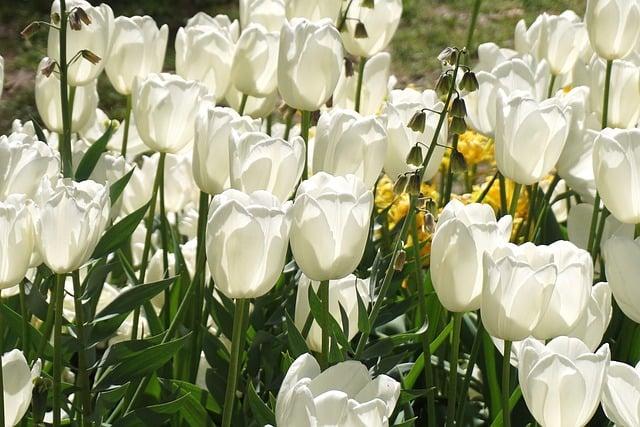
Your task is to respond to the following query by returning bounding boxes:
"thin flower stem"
[547,74,557,99]
[301,110,312,179]
[483,330,501,419]
[0,297,5,427]
[501,340,513,427]
[319,280,330,369]
[72,270,90,426]
[475,171,499,203]
[446,312,463,427]
[591,207,610,264]
[53,273,66,427]
[465,0,483,51]
[508,183,521,218]
[222,298,250,427]
[455,316,484,425]
[238,94,249,116]
[442,134,460,206]
[58,0,73,178]
[284,109,295,141]
[121,93,132,158]
[158,153,170,329]
[354,57,367,113]
[19,279,30,361]
[498,174,508,216]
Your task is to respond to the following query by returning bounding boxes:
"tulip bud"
[450,98,467,118]
[435,73,453,98]
[459,71,479,92]
[34,178,111,274]
[393,249,406,271]
[568,282,613,351]
[406,145,423,167]
[206,190,292,299]
[393,175,408,195]
[1,351,41,427]
[603,236,640,323]
[0,196,35,288]
[290,173,373,281]
[586,0,640,61]
[449,116,467,135]
[407,111,426,133]
[231,24,279,98]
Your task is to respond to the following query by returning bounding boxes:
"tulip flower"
[495,91,570,185]
[491,57,549,101]
[585,0,640,60]
[240,0,286,32]
[342,0,403,58]
[175,13,239,101]
[0,132,59,200]
[518,337,610,427]
[277,18,343,111]
[290,173,373,281]
[603,236,640,323]
[0,196,34,288]
[481,243,557,341]
[225,85,280,119]
[431,200,512,312]
[2,350,41,427]
[593,128,640,223]
[532,241,593,339]
[72,139,127,185]
[295,274,370,352]
[602,360,640,426]
[47,0,114,86]
[231,24,279,98]
[589,58,640,129]
[229,132,305,201]
[474,42,518,73]
[383,89,447,181]
[105,16,168,95]
[34,178,110,274]
[132,73,208,153]
[567,203,634,252]
[311,109,387,189]
[333,52,391,116]
[284,0,342,22]
[35,57,99,133]
[193,104,261,195]
[206,190,292,299]
[275,353,400,427]
[568,282,613,352]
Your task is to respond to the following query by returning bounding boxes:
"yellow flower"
[457,130,494,166]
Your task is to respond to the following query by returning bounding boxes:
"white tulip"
[518,337,610,427]
[491,57,549,101]
[474,42,518,73]
[240,0,286,32]
[34,178,110,273]
[589,57,640,129]
[603,236,640,323]
[333,52,391,116]
[586,0,640,60]
[568,282,613,352]
[47,0,114,86]
[132,73,207,153]
[35,58,99,133]
[290,173,373,281]
[311,109,387,189]
[193,104,261,195]
[295,274,370,352]
[2,350,41,427]
[0,196,34,288]
[284,0,342,22]
[495,91,570,185]
[230,132,305,201]
[206,190,292,299]
[275,353,400,427]
[231,24,279,97]
[567,203,634,253]
[105,16,168,95]
[593,128,640,223]
[225,85,280,119]
[463,71,500,136]
[277,18,343,111]
[175,13,239,101]
[431,200,512,312]
[602,360,640,426]
[342,0,403,58]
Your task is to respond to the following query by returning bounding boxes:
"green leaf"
[285,312,308,357]
[109,166,135,205]
[0,303,53,358]
[75,123,115,181]
[93,384,130,424]
[112,394,189,427]
[361,326,427,360]
[95,277,174,319]
[247,382,276,426]
[92,202,150,259]
[306,283,352,351]
[356,289,370,333]
[30,115,48,144]
[159,378,222,417]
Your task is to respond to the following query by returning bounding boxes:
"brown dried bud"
[40,58,57,77]
[69,12,82,30]
[393,249,407,271]
[438,47,458,65]
[407,174,421,196]
[81,49,101,65]
[74,7,92,26]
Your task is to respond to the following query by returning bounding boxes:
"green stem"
[72,270,90,426]
[587,194,601,255]
[442,134,460,206]
[0,297,5,427]
[58,0,73,178]
[221,298,250,427]
[508,183,521,218]
[238,94,249,116]
[475,171,499,203]
[121,93,132,158]
[591,207,610,264]
[446,313,463,427]
[465,0,483,51]
[455,317,484,425]
[483,330,501,419]
[53,274,65,427]
[547,74,557,99]
[301,110,312,179]
[19,280,30,361]
[490,386,522,427]
[501,340,513,427]
[319,280,330,369]
[354,57,367,113]
[602,60,613,129]
[530,176,561,242]
[522,184,538,241]
[158,152,170,329]
[283,109,295,141]
[498,174,508,216]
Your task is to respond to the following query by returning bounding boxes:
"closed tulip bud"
[333,52,391,116]
[459,71,479,92]
[593,129,640,223]
[431,200,512,312]
[543,14,589,76]
[602,360,640,426]
[0,132,59,200]
[295,274,370,351]
[231,24,279,98]
[589,57,640,129]
[0,196,34,288]
[532,241,593,340]
[435,73,453,98]
[290,173,373,281]
[277,18,343,111]
[481,243,557,340]
[405,145,423,167]
[568,282,613,352]
[175,13,239,102]
[603,236,640,323]
[495,91,570,185]
[284,0,343,22]
[34,178,110,274]
[36,57,99,133]
[132,73,207,153]
[393,175,408,195]
[240,0,286,33]
[449,116,467,135]
[105,16,168,95]
[275,353,400,427]
[2,350,41,427]
[206,189,292,299]
[407,111,426,133]
[47,0,114,86]
[518,337,610,427]
[311,109,387,188]
[586,0,640,60]
[230,132,305,201]
[193,104,261,195]
[450,98,467,118]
